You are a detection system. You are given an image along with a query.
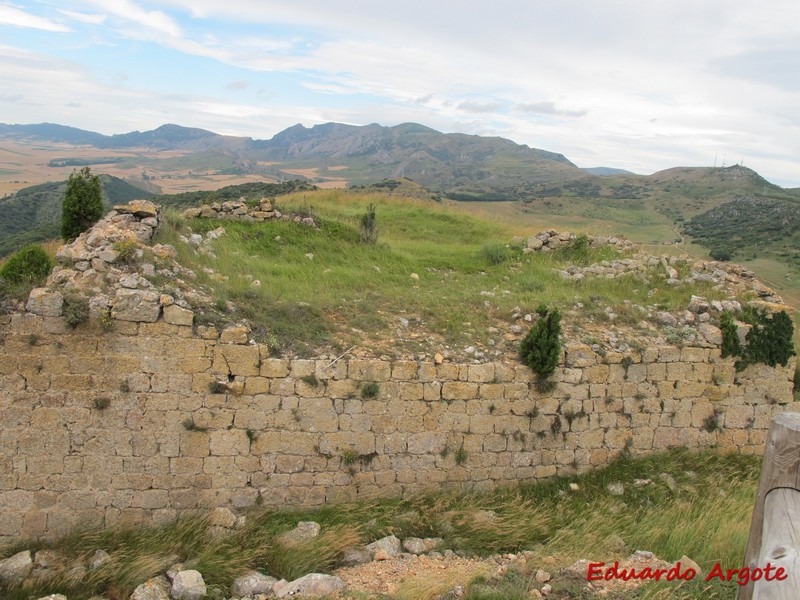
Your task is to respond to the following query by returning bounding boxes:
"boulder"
[277,521,321,547]
[365,535,402,559]
[526,236,544,250]
[339,548,372,567]
[230,571,278,597]
[402,537,427,555]
[114,200,159,219]
[698,323,722,345]
[170,570,206,600]
[0,550,33,585]
[130,576,171,600]
[208,507,237,529]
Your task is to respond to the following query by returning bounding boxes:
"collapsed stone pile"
[181,198,318,228]
[524,230,635,253]
[24,200,197,326]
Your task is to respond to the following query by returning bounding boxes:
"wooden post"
[738,412,800,600]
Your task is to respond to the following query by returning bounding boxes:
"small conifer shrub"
[519,305,562,385]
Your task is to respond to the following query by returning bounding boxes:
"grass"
[151,190,736,356]
[0,449,760,600]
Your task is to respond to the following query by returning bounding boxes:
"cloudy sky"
[1,1,798,186]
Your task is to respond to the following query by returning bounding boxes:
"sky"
[1,1,799,187]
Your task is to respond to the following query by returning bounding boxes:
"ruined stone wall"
[1,312,796,544]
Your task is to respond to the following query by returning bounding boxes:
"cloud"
[457,101,503,113]
[515,102,587,118]
[713,47,800,92]
[226,80,249,91]
[58,9,107,25]
[0,5,69,32]
[84,0,182,37]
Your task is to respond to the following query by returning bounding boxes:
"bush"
[113,237,138,263]
[359,203,378,244]
[0,244,53,284]
[519,306,562,383]
[63,293,89,328]
[738,310,795,370]
[710,248,732,261]
[478,243,510,265]
[722,308,796,371]
[719,311,741,358]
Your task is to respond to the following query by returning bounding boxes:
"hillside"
[3,123,800,273]
[0,175,155,257]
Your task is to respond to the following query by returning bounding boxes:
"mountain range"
[1,121,799,268]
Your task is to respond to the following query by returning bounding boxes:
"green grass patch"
[152,190,742,355]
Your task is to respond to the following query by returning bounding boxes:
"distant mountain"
[0,175,155,257]
[249,121,583,199]
[0,123,108,146]
[0,122,248,152]
[582,167,635,176]
[0,121,586,200]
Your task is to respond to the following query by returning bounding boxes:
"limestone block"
[220,324,249,344]
[468,363,495,383]
[111,289,161,322]
[209,429,250,456]
[26,288,63,317]
[261,358,290,377]
[317,431,375,455]
[659,347,681,362]
[564,343,596,367]
[391,361,419,380]
[680,347,708,363]
[213,344,260,377]
[348,359,391,381]
[442,381,478,400]
[163,304,193,326]
[583,365,609,384]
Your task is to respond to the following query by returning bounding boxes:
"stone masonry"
[0,201,797,543]
[0,311,796,544]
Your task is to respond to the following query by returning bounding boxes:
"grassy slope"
[156,189,731,356]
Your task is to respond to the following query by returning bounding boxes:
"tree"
[61,167,103,241]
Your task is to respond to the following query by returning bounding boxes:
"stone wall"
[1,312,796,544]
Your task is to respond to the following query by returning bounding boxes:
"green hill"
[0,175,155,257]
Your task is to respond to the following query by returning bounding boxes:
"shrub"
[722,308,796,372]
[719,311,741,358]
[560,234,591,265]
[478,243,510,265]
[113,237,139,263]
[359,203,378,244]
[710,248,732,261]
[519,306,561,383]
[737,310,795,371]
[0,244,53,285]
[361,381,380,398]
[63,293,89,328]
